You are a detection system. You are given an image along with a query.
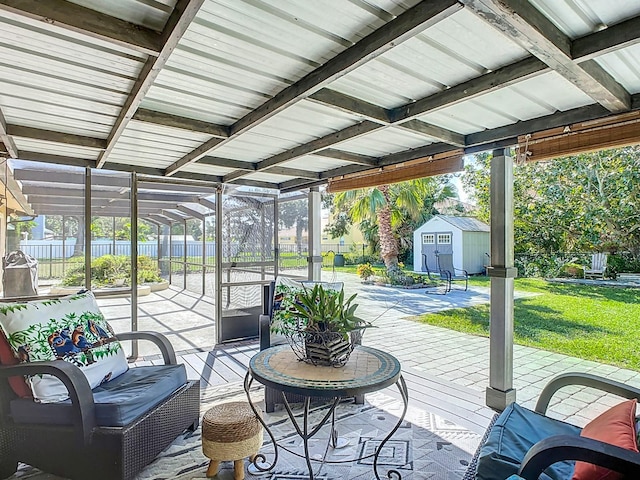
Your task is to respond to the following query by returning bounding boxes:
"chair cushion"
[0,291,129,403]
[476,403,581,480]
[572,399,638,480]
[0,329,32,398]
[10,364,187,427]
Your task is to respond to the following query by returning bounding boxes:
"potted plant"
[280,284,372,366]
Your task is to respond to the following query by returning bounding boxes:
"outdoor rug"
[11,383,481,480]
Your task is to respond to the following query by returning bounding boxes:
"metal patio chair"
[436,253,468,293]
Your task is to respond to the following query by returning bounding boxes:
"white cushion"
[0,291,129,403]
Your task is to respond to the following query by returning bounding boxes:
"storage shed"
[413,216,490,275]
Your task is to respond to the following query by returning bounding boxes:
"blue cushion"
[10,364,187,427]
[476,403,581,480]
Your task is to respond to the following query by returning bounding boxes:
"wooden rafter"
[280,143,454,192]
[132,109,229,138]
[462,0,630,112]
[96,0,205,168]
[327,153,464,192]
[0,0,162,56]
[164,0,463,176]
[7,125,107,149]
[222,121,382,183]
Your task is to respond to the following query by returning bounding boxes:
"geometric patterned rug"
[10,383,481,480]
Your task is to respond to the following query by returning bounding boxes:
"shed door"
[421,231,453,271]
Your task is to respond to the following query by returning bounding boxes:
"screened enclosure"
[1,159,313,345]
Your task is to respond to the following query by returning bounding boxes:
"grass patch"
[413,278,640,370]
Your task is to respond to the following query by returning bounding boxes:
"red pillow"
[0,329,32,398]
[572,398,638,480]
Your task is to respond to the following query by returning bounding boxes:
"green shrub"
[356,263,375,280]
[561,263,584,278]
[60,254,161,287]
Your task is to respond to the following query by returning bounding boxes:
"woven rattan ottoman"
[202,401,263,480]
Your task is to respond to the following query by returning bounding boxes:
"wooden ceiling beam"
[222,121,381,183]
[313,149,378,166]
[572,14,640,61]
[198,157,255,171]
[280,143,459,192]
[306,89,390,123]
[266,166,321,180]
[391,56,548,122]
[96,0,204,168]
[132,109,230,138]
[7,125,107,149]
[396,120,466,147]
[462,0,630,113]
[0,0,162,56]
[164,0,462,175]
[327,154,464,192]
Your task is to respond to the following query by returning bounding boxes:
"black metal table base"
[244,372,409,480]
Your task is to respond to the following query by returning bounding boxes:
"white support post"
[308,187,322,281]
[486,148,518,411]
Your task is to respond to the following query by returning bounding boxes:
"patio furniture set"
[0,284,639,480]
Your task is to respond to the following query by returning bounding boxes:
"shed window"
[422,234,435,244]
[437,234,451,244]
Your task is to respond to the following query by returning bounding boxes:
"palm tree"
[334,177,457,278]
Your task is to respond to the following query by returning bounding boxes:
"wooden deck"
[135,340,496,436]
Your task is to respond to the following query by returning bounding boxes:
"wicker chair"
[0,331,200,480]
[259,281,364,413]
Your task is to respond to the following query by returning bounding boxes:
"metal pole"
[486,148,517,411]
[183,219,187,289]
[156,224,161,276]
[112,216,116,255]
[84,169,91,289]
[130,173,139,358]
[273,196,279,278]
[49,244,52,278]
[169,222,172,285]
[215,188,223,345]
[62,215,66,274]
[308,187,322,281]
[201,217,206,295]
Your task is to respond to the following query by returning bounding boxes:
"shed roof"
[1,0,640,205]
[431,215,490,233]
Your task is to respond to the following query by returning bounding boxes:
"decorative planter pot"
[285,329,354,367]
[304,331,351,366]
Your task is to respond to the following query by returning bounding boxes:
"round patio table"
[244,344,408,480]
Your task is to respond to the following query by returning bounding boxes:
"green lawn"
[413,278,640,371]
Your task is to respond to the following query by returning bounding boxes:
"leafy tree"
[279,199,308,253]
[463,147,640,256]
[332,177,457,278]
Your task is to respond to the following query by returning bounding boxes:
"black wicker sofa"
[0,293,200,480]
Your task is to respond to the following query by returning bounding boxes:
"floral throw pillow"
[0,291,128,403]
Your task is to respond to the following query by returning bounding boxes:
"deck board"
[133,340,492,436]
